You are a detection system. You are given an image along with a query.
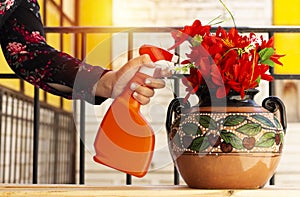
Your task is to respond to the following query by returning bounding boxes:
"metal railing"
[1,25,300,185]
[0,85,76,184]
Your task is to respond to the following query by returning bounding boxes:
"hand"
[95,54,170,105]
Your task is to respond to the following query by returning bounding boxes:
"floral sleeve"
[0,0,22,27]
[0,0,110,105]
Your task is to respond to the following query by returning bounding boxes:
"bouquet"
[168,19,284,101]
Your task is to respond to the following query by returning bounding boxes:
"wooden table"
[1,185,300,196]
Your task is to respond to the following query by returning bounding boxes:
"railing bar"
[18,99,24,183]
[23,101,29,183]
[125,31,134,186]
[13,96,20,183]
[47,110,52,183]
[64,116,69,183]
[7,95,14,183]
[268,31,276,186]
[0,90,3,182]
[2,93,9,182]
[60,115,65,183]
[0,74,19,78]
[60,115,63,183]
[26,101,32,184]
[69,116,76,183]
[8,96,15,183]
[65,116,69,184]
[65,115,70,183]
[79,100,85,185]
[58,115,63,183]
[32,87,40,184]
[43,26,300,34]
[173,47,181,186]
[79,32,87,185]
[53,112,59,183]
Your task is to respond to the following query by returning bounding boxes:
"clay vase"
[166,90,287,189]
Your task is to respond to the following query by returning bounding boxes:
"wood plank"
[1,185,300,197]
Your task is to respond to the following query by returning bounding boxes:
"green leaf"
[220,131,244,149]
[223,115,247,126]
[251,115,275,127]
[198,115,218,130]
[259,48,276,67]
[259,48,274,62]
[256,132,276,148]
[255,75,261,84]
[261,59,275,67]
[236,123,262,136]
[188,136,210,152]
[182,123,201,135]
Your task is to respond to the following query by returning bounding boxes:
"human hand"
[95,54,171,105]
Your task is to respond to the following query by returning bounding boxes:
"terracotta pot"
[166,91,287,189]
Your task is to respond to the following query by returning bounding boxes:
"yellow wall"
[274,0,300,74]
[0,0,112,111]
[78,0,113,69]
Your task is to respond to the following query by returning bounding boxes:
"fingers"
[145,78,166,89]
[132,92,151,105]
[112,54,170,105]
[130,78,166,105]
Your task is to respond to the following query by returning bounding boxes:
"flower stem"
[250,49,256,83]
[218,0,236,28]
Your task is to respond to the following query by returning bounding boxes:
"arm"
[0,1,110,105]
[0,0,166,105]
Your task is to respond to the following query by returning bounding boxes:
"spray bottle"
[93,44,178,177]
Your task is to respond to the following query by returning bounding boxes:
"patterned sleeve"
[0,0,111,105]
[0,0,22,28]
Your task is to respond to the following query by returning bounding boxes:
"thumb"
[111,54,153,98]
[116,54,153,79]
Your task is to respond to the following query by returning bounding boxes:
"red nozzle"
[139,44,178,63]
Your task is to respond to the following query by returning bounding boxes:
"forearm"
[0,2,111,105]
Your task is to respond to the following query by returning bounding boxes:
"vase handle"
[262,96,287,133]
[166,98,190,135]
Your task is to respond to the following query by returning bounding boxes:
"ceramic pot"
[166,91,287,189]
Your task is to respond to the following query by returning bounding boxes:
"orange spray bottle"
[93,44,178,177]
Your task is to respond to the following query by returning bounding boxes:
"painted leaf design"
[236,123,262,136]
[223,115,247,126]
[251,115,275,127]
[279,133,284,145]
[188,136,210,152]
[256,132,276,147]
[274,116,282,129]
[198,115,217,130]
[172,133,182,148]
[182,123,201,135]
[220,131,243,150]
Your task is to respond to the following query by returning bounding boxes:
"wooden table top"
[1,185,300,196]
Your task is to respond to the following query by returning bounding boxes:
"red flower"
[168,20,211,50]
[169,20,285,100]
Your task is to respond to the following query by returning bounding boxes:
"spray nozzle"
[139,44,179,63]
